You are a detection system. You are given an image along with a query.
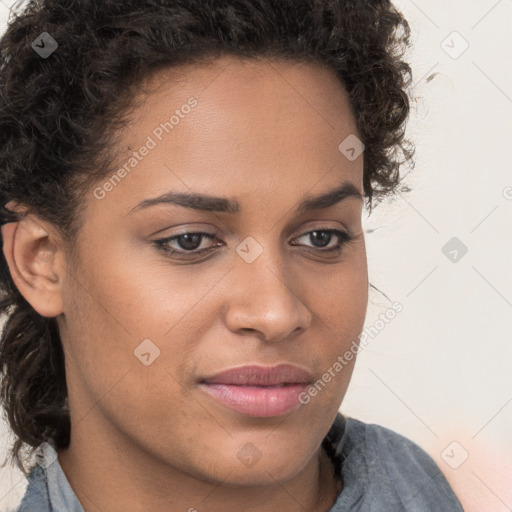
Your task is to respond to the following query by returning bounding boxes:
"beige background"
[1,0,511,510]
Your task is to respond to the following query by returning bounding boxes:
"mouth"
[200,363,314,386]
[198,364,313,417]
[199,382,310,417]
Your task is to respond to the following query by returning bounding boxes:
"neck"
[57,418,343,512]
[314,446,343,512]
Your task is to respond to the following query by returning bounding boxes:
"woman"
[0,0,464,510]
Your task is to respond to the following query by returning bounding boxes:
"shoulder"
[13,465,52,512]
[328,415,464,511]
[347,416,444,476]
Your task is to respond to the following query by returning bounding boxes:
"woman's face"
[57,55,368,486]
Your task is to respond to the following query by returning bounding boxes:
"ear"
[1,202,65,318]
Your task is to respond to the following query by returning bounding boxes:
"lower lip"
[199,383,309,417]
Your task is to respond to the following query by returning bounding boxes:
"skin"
[1,55,368,512]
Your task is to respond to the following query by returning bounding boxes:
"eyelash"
[153,227,355,259]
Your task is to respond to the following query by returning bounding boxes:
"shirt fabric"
[15,413,465,511]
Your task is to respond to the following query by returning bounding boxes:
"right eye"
[154,231,223,258]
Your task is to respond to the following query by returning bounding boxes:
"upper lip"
[200,364,314,386]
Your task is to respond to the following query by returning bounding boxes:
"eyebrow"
[128,181,363,215]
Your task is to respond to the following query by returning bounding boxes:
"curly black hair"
[0,0,414,475]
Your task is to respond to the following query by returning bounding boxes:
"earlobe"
[1,215,65,318]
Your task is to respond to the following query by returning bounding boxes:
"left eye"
[292,228,353,252]
[154,228,354,258]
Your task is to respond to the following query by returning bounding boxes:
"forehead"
[122,54,360,152]
[88,55,363,218]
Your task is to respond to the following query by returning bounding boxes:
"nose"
[223,249,313,343]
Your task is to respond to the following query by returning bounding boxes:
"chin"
[195,444,310,487]
[212,462,302,487]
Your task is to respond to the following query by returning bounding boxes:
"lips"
[199,364,314,417]
[200,364,314,387]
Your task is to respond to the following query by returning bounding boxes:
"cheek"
[307,252,369,386]
[60,262,197,450]
[61,243,232,425]
[66,247,205,342]
[304,249,369,339]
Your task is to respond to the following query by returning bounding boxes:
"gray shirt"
[15,413,465,511]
